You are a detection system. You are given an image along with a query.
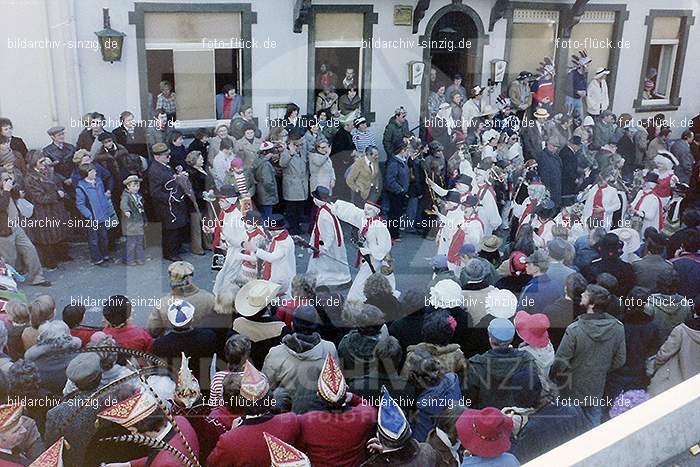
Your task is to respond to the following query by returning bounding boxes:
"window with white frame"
[643,16,681,105]
[144,12,243,124]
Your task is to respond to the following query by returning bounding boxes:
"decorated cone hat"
[175,352,201,409]
[263,432,311,467]
[317,353,347,404]
[377,387,411,448]
[28,437,66,467]
[0,404,23,432]
[240,360,270,401]
[97,391,158,428]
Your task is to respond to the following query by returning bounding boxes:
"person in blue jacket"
[75,163,115,266]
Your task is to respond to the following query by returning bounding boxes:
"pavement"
[20,222,436,327]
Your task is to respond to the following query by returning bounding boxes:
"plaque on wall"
[394,5,413,26]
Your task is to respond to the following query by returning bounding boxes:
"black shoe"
[165,255,183,262]
[92,259,105,266]
[32,280,52,287]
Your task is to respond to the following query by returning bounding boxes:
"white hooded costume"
[307,200,351,286]
[581,182,621,231]
[255,226,296,297]
[212,199,247,297]
[333,200,397,301]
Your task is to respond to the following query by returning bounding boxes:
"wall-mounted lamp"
[95,8,125,63]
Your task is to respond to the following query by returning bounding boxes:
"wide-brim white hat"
[235,280,282,317]
[485,289,518,319]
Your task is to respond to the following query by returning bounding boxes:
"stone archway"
[420,3,488,121]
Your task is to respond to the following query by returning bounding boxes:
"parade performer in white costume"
[433,191,464,256]
[239,211,268,283]
[630,172,664,234]
[581,169,621,231]
[252,214,296,297]
[333,198,396,301]
[447,195,484,271]
[532,200,558,248]
[210,185,246,297]
[512,179,547,231]
[306,186,351,286]
[473,169,502,236]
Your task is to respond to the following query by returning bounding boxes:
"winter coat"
[521,121,547,160]
[24,338,81,396]
[235,136,262,169]
[648,320,700,396]
[403,343,467,380]
[146,160,189,230]
[646,136,669,165]
[303,130,328,158]
[671,253,700,299]
[42,142,75,177]
[645,293,691,343]
[582,257,636,297]
[262,332,338,399]
[382,116,411,158]
[251,156,279,205]
[466,347,539,409]
[670,139,694,184]
[278,147,309,201]
[338,93,361,115]
[592,121,615,148]
[44,391,104,466]
[606,311,660,397]
[309,151,336,194]
[510,404,592,463]
[103,323,153,352]
[414,372,462,442]
[519,274,564,315]
[338,330,381,383]
[229,116,259,140]
[76,177,114,223]
[385,154,410,195]
[23,170,70,245]
[542,297,578,349]
[632,254,674,291]
[550,312,626,403]
[548,124,571,152]
[535,148,562,205]
[559,145,580,197]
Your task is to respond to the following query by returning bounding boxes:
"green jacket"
[551,312,626,403]
[119,190,145,236]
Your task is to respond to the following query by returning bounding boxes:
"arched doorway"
[420,4,487,121]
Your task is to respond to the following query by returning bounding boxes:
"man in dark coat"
[0,117,28,159]
[666,208,700,259]
[382,106,411,159]
[559,136,583,207]
[465,318,539,409]
[385,142,410,239]
[522,108,549,161]
[535,139,563,207]
[42,126,75,178]
[112,110,149,157]
[147,142,190,261]
[582,233,636,297]
[632,231,674,291]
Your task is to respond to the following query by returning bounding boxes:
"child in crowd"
[62,304,100,347]
[22,294,55,352]
[102,294,153,352]
[4,299,30,360]
[120,175,146,266]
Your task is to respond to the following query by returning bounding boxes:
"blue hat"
[377,387,411,448]
[432,255,448,269]
[459,243,476,256]
[488,318,515,343]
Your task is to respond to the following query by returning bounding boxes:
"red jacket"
[70,326,99,347]
[103,323,153,352]
[299,395,377,467]
[207,412,300,467]
[130,416,200,467]
[209,405,242,430]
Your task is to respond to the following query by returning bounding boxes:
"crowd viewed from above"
[0,52,699,466]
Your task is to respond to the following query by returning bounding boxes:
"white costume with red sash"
[652,172,675,205]
[240,227,268,282]
[436,207,464,256]
[582,182,621,230]
[256,229,296,297]
[533,217,556,248]
[512,197,539,230]
[307,203,351,286]
[475,182,501,235]
[333,200,396,301]
[631,189,664,233]
[447,214,484,274]
[212,203,247,297]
